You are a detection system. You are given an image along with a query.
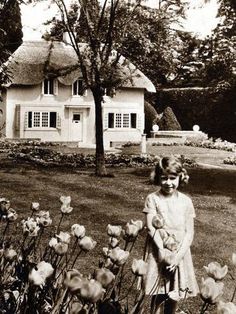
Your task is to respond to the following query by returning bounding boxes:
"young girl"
[143,156,199,314]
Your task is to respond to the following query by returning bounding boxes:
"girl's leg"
[151,294,166,314]
[164,299,178,314]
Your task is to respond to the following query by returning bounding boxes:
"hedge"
[156,84,236,142]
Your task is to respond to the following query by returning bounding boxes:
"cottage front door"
[71,112,83,141]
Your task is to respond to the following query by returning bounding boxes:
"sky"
[20,0,220,40]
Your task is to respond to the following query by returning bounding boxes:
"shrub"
[144,101,158,137]
[157,106,182,131]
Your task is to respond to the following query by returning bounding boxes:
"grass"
[0,153,236,313]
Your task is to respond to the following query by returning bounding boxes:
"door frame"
[69,110,83,142]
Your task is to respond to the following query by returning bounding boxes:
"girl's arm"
[143,194,164,250]
[167,199,195,272]
[176,215,194,261]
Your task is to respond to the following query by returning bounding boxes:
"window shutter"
[41,81,44,95]
[72,82,74,96]
[104,113,108,129]
[15,105,20,131]
[53,79,58,96]
[24,112,28,130]
[56,112,61,129]
[137,114,142,130]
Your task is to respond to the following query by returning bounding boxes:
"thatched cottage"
[1,39,155,148]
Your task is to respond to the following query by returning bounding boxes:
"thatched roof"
[7,40,156,93]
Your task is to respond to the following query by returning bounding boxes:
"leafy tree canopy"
[43,0,191,88]
[0,0,23,86]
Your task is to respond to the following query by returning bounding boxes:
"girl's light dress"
[143,190,199,298]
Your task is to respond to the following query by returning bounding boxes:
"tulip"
[163,235,178,252]
[36,211,52,227]
[95,268,115,288]
[109,247,129,266]
[107,224,122,238]
[56,231,71,244]
[200,277,224,304]
[71,224,86,239]
[31,202,40,211]
[80,279,105,303]
[130,219,143,231]
[124,223,139,239]
[60,195,71,206]
[102,247,110,257]
[36,261,54,278]
[29,268,46,286]
[104,257,113,269]
[22,217,40,237]
[109,237,119,248]
[70,302,84,314]
[79,236,97,251]
[7,208,18,222]
[232,253,236,266]
[152,214,165,229]
[54,242,69,255]
[131,259,148,276]
[204,261,228,281]
[29,262,54,287]
[60,204,73,214]
[64,269,84,293]
[217,301,236,314]
[158,248,175,265]
[49,237,58,248]
[4,248,17,261]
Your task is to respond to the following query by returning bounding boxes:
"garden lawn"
[0,157,235,313]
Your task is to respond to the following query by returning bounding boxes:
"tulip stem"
[56,213,64,234]
[118,276,137,302]
[200,301,209,314]
[231,284,236,302]
[0,221,9,245]
[70,249,82,269]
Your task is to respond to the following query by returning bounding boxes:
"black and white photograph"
[0,0,235,312]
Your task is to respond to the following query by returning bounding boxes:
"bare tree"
[47,0,143,176]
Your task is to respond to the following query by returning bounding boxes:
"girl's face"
[160,171,180,195]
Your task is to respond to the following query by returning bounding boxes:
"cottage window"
[28,111,57,128]
[108,113,137,129]
[43,79,58,95]
[72,79,86,96]
[43,79,54,95]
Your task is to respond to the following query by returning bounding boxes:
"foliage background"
[155,84,236,142]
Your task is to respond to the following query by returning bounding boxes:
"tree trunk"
[92,87,107,176]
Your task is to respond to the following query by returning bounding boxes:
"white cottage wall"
[103,88,144,148]
[4,83,145,147]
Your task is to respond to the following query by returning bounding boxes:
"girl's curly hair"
[150,156,189,186]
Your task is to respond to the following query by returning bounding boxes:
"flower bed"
[151,137,236,152]
[7,146,197,168]
[0,196,235,313]
[185,137,236,152]
[223,156,236,166]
